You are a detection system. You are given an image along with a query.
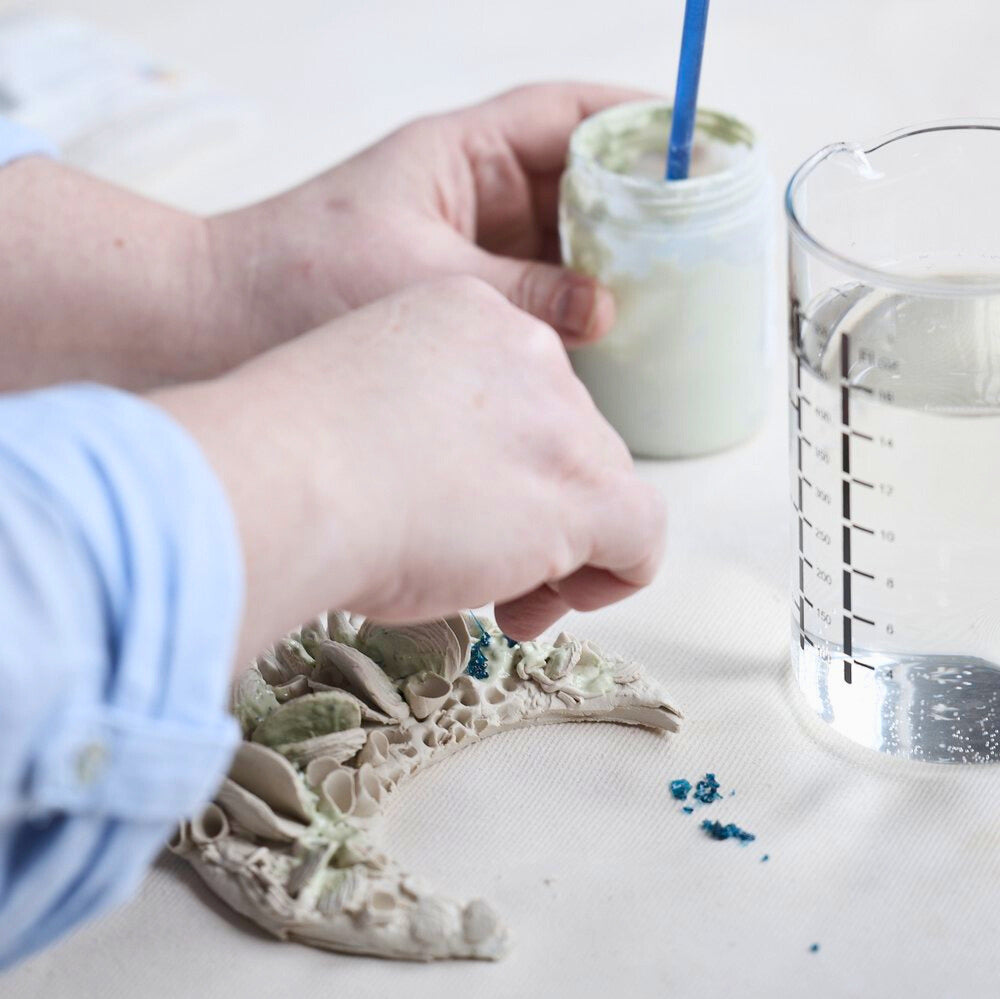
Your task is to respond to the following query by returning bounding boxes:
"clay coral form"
[171,612,681,961]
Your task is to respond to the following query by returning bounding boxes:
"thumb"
[471,251,616,345]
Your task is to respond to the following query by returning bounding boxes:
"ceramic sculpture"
[170,611,681,961]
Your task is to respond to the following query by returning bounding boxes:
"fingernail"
[553,280,596,336]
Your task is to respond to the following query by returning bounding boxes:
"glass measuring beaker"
[787,121,1000,763]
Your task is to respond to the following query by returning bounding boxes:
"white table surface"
[5,1,1000,996]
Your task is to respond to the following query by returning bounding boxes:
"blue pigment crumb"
[465,615,492,680]
[682,806,694,814]
[465,637,490,680]
[729,790,736,797]
[693,773,722,804]
[503,634,518,648]
[809,943,820,953]
[761,854,770,862]
[701,819,756,843]
[669,779,692,801]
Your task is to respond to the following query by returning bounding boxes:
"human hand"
[154,277,664,662]
[209,83,648,353]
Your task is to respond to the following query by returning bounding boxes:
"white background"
[4,1,1000,997]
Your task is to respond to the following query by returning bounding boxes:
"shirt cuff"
[0,383,244,824]
[0,116,58,167]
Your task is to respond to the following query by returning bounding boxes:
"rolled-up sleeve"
[0,383,243,968]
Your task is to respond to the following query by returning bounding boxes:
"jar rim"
[566,100,764,214]
[786,118,1000,298]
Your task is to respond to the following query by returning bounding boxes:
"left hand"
[209,82,649,349]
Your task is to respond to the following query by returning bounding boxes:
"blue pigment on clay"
[465,614,492,680]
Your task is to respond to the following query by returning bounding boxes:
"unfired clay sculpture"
[171,611,681,961]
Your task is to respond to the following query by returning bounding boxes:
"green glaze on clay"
[252,690,363,747]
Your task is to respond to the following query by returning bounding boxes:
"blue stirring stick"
[665,0,710,180]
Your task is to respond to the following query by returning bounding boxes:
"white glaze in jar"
[560,101,772,458]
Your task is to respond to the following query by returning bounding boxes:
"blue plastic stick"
[666,0,710,180]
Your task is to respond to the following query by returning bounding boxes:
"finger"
[581,475,667,587]
[496,479,666,640]
[531,172,562,233]
[538,230,562,265]
[472,250,615,345]
[495,567,647,641]
[550,566,644,612]
[471,82,658,175]
[495,584,571,640]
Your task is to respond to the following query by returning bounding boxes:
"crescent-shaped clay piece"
[172,614,681,962]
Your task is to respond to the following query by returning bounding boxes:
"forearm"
[0,158,255,391]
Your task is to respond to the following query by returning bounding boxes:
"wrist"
[148,355,368,663]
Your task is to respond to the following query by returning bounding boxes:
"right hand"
[154,276,665,663]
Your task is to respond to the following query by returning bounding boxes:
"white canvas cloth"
[4,0,1000,995]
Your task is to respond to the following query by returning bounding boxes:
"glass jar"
[559,100,772,458]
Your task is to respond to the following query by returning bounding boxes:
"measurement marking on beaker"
[853,384,874,395]
[851,430,873,440]
[852,478,874,489]
[852,524,875,535]
[795,353,806,653]
[854,660,875,671]
[843,617,853,683]
[840,331,855,684]
[853,615,875,627]
[792,352,837,662]
[853,568,874,579]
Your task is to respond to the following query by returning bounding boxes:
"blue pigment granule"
[700,819,756,843]
[693,773,722,804]
[682,806,694,814]
[465,615,492,680]
[465,637,490,679]
[809,943,820,953]
[761,854,770,862]
[669,779,692,801]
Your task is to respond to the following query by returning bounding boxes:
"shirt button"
[75,742,108,785]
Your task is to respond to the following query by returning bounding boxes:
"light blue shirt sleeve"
[0,116,57,166]
[0,383,243,968]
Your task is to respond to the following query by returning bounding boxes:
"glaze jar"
[560,100,772,458]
